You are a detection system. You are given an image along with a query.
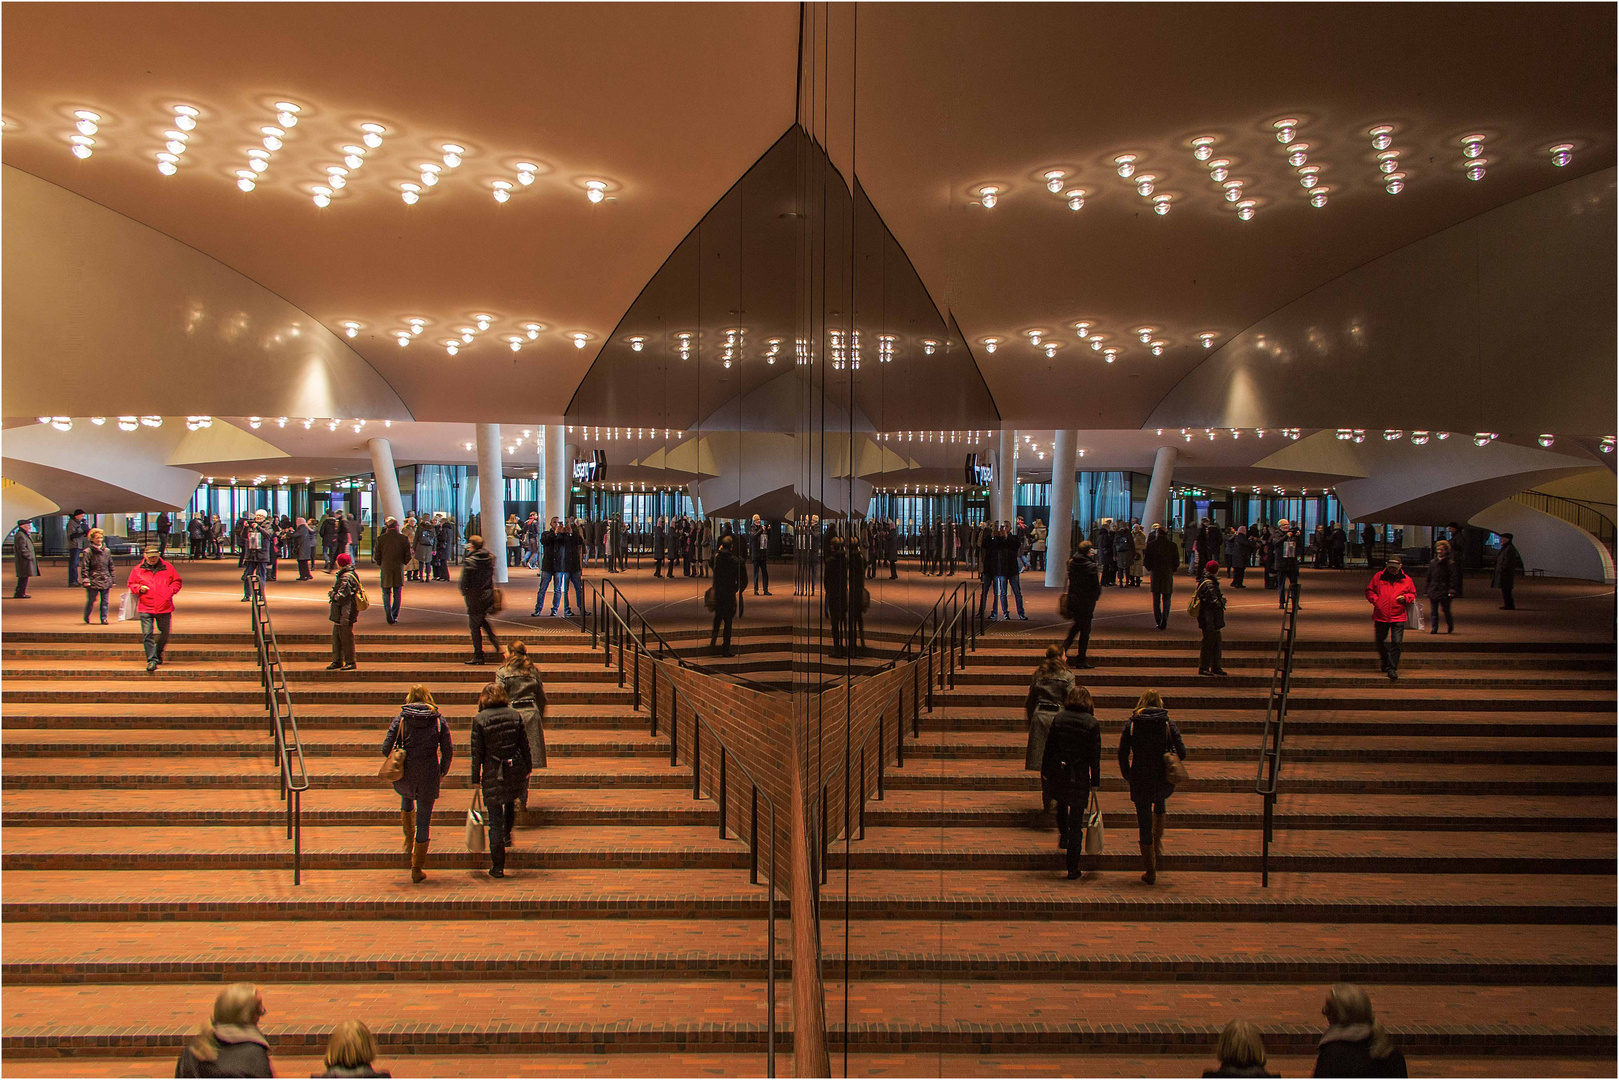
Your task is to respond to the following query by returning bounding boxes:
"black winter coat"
[1195,576,1226,631]
[460,548,497,614]
[1118,707,1187,804]
[328,567,360,624]
[1313,1030,1408,1077]
[1041,708,1102,803]
[539,531,561,573]
[1065,553,1102,614]
[1425,555,1462,600]
[67,516,90,550]
[1143,535,1179,583]
[710,549,744,614]
[383,703,454,802]
[560,531,583,574]
[469,705,532,805]
[174,1025,273,1078]
[824,551,848,615]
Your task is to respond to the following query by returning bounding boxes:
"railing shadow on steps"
[1255,576,1302,888]
[581,576,779,1077]
[247,574,309,885]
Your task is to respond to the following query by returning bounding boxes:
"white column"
[1143,445,1178,531]
[1045,430,1078,588]
[367,438,404,526]
[474,423,508,584]
[994,428,1018,523]
[543,424,567,523]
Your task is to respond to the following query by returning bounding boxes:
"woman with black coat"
[326,553,361,670]
[1424,538,1461,634]
[382,685,454,883]
[1041,684,1102,880]
[1060,541,1103,668]
[174,983,273,1078]
[1195,562,1229,676]
[1118,689,1188,885]
[709,534,745,656]
[824,537,849,658]
[1314,983,1408,1077]
[496,641,549,812]
[469,681,531,878]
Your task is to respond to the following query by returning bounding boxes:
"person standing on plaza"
[1113,524,1136,588]
[1328,521,1348,569]
[709,533,744,656]
[1366,556,1418,681]
[1143,524,1179,631]
[319,511,339,571]
[326,552,361,670]
[885,519,900,579]
[653,515,669,578]
[372,516,410,624]
[749,515,771,595]
[846,531,867,653]
[383,684,453,883]
[188,512,207,560]
[1195,562,1229,677]
[155,511,172,555]
[65,509,90,587]
[293,517,316,580]
[825,535,849,658]
[1030,519,1047,573]
[460,534,501,665]
[532,518,562,617]
[127,545,182,672]
[1226,525,1251,588]
[240,509,275,601]
[1095,520,1116,587]
[560,517,585,617]
[79,527,116,624]
[11,519,37,598]
[412,514,436,583]
[1061,540,1102,668]
[1001,521,1029,619]
[1129,523,1147,587]
[1493,532,1524,610]
[1273,519,1302,608]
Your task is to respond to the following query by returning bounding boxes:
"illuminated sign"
[572,449,606,483]
[964,453,994,486]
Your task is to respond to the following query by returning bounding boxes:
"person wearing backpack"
[327,552,362,670]
[1194,562,1229,676]
[469,681,531,878]
[382,685,454,883]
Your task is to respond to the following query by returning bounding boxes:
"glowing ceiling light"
[1208,158,1230,183]
[51,416,73,431]
[1465,158,1487,182]
[1298,166,1320,189]
[274,102,301,128]
[585,179,607,203]
[1150,340,1166,356]
[326,167,348,188]
[1135,327,1156,344]
[156,153,179,176]
[395,333,411,347]
[1384,172,1405,195]
[1550,143,1574,167]
[1044,169,1066,193]
[69,135,94,159]
[277,417,288,427]
[1073,322,1091,338]
[515,163,538,185]
[1089,335,1105,352]
[445,341,459,356]
[1461,134,1486,159]
[473,315,492,331]
[341,322,359,338]
[441,143,464,168]
[309,184,332,208]
[1065,188,1086,211]
[508,337,523,352]
[1236,200,1256,221]
[1377,152,1401,174]
[1043,343,1057,358]
[982,337,999,353]
[1191,136,1215,162]
[140,416,163,428]
[418,162,441,186]
[629,336,645,351]
[1135,174,1156,197]
[492,180,513,202]
[173,104,199,130]
[1538,433,1555,447]
[922,339,938,354]
[343,147,365,170]
[260,126,284,151]
[1287,143,1311,168]
[1310,188,1329,208]
[235,170,256,192]
[976,185,999,209]
[1223,180,1245,202]
[524,323,542,339]
[117,416,139,431]
[1273,118,1299,144]
[1369,124,1394,151]
[1026,329,1044,346]
[360,122,385,149]
[1198,332,1216,348]
[1103,348,1118,364]
[400,182,421,205]
[73,110,99,136]
[1473,432,1496,446]
[1113,154,1137,179]
[570,333,590,349]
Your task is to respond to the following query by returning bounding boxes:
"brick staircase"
[0,629,781,1077]
[818,627,1618,1074]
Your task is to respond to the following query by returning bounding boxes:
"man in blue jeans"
[531,518,563,616]
[977,523,1005,620]
[560,519,585,617]
[1000,521,1028,619]
[749,515,771,595]
[65,509,89,586]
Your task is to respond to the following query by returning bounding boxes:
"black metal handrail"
[247,574,309,885]
[1513,490,1617,548]
[582,576,779,1076]
[589,576,779,693]
[1255,576,1301,887]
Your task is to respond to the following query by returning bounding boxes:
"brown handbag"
[1163,750,1189,786]
[488,587,505,614]
[379,725,406,782]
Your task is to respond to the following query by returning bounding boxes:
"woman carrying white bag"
[1041,684,1103,881]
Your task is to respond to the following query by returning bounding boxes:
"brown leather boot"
[411,841,429,883]
[1139,842,1156,885]
[1152,812,1165,862]
[401,809,415,855]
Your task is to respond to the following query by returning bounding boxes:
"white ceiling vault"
[2,3,1614,486]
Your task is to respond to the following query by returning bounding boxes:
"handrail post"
[766,803,776,1079]
[692,722,701,800]
[292,790,302,886]
[749,786,759,884]
[877,713,886,796]
[718,747,728,839]
[670,685,679,766]
[820,783,828,885]
[650,662,659,736]
[616,621,625,687]
[632,632,641,710]
[859,747,866,839]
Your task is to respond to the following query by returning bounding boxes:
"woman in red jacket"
[126,546,183,673]
[1365,557,1417,681]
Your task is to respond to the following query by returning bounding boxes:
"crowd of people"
[172,979,1407,1078]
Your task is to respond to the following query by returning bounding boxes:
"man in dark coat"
[1493,532,1525,610]
[12,520,38,598]
[532,519,562,616]
[1000,521,1028,619]
[460,535,501,664]
[1061,541,1103,667]
[1328,521,1347,569]
[710,534,745,655]
[155,512,171,555]
[1274,520,1303,608]
[884,519,900,579]
[846,535,866,652]
[318,511,339,570]
[1195,519,1222,581]
[1095,521,1116,586]
[1143,525,1179,630]
[188,513,207,560]
[824,536,849,657]
[240,510,276,601]
[65,509,90,586]
[435,516,455,579]
[977,525,1003,620]
[652,516,668,577]
[560,518,585,616]
[749,516,771,595]
[372,516,411,624]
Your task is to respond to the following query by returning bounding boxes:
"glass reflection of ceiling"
[565,125,1000,435]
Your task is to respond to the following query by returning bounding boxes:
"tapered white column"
[474,423,508,583]
[541,424,567,524]
[994,428,1018,523]
[1143,445,1178,531]
[1045,430,1078,587]
[368,438,404,526]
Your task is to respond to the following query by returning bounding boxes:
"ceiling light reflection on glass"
[1273,117,1299,145]
[1549,143,1574,167]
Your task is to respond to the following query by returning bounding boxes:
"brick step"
[0,702,649,731]
[7,919,1606,985]
[2,981,1610,1058]
[0,681,633,705]
[1,631,593,646]
[1,824,751,872]
[1,788,721,827]
[968,630,1615,655]
[2,645,607,664]
[916,706,1619,737]
[949,668,1616,690]
[940,648,1617,671]
[4,869,1607,925]
[1,755,691,790]
[935,687,1616,712]
[818,826,1614,875]
[0,662,623,683]
[899,730,1615,765]
[875,758,1615,796]
[863,790,1615,832]
[0,729,672,757]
